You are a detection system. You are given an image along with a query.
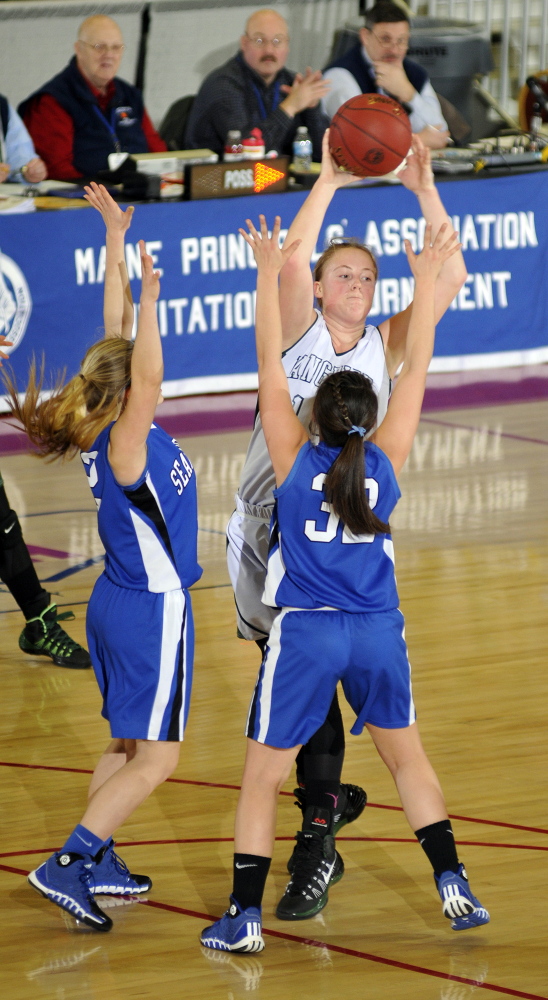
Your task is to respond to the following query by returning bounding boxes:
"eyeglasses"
[370,30,409,49]
[245,34,288,48]
[79,41,126,55]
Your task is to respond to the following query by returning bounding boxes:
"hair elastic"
[348,425,366,437]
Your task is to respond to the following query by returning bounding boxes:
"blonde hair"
[314,240,378,285]
[3,337,133,460]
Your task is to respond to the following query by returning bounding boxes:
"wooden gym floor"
[1,396,547,1000]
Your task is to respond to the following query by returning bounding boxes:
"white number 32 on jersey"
[304,473,379,544]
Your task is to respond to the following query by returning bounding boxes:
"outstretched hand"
[404,222,461,281]
[0,334,13,366]
[319,129,363,188]
[139,240,160,302]
[239,215,301,273]
[398,135,435,193]
[83,182,134,233]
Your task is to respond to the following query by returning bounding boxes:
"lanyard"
[251,79,281,121]
[92,104,122,153]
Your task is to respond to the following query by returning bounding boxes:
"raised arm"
[108,241,163,486]
[279,129,361,348]
[83,183,135,340]
[240,215,307,484]
[374,223,461,475]
[379,137,467,376]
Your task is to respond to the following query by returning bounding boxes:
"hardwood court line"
[0,866,540,1000]
[1,761,547,837]
[3,833,548,862]
[420,416,548,448]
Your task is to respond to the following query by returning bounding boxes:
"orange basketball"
[329,94,412,177]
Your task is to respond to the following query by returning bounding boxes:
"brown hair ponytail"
[312,371,390,536]
[3,337,133,460]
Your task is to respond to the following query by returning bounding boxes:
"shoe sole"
[451,907,490,931]
[276,891,329,921]
[19,646,91,669]
[28,870,112,932]
[201,929,264,953]
[91,883,151,895]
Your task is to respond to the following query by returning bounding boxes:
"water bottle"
[224,130,244,161]
[293,126,312,171]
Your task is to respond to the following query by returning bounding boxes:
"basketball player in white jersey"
[201,214,488,954]
[226,131,467,919]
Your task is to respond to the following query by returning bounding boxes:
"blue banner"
[1,171,547,407]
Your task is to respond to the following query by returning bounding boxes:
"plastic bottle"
[293,126,312,171]
[224,130,244,162]
[241,128,265,160]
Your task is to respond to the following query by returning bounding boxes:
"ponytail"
[312,371,390,536]
[3,337,133,461]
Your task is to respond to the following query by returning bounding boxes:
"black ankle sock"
[414,819,460,877]
[232,853,271,911]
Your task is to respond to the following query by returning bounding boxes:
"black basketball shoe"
[276,830,339,920]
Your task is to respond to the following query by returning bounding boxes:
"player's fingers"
[271,216,282,241]
[238,227,255,248]
[258,214,268,239]
[245,217,260,240]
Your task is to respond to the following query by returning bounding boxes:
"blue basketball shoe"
[435,864,490,931]
[91,840,152,895]
[201,896,264,953]
[28,851,112,931]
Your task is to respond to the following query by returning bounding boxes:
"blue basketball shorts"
[245,606,415,748]
[87,573,194,741]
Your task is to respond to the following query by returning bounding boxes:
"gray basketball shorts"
[226,497,277,641]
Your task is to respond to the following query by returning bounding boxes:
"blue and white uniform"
[81,422,202,741]
[227,309,390,640]
[246,439,416,747]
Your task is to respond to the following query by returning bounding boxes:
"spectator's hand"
[280,68,330,115]
[398,136,435,193]
[372,60,415,103]
[417,125,450,150]
[139,240,160,303]
[84,182,134,233]
[0,163,11,183]
[318,129,363,188]
[23,158,47,183]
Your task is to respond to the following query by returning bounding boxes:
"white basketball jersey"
[238,310,390,510]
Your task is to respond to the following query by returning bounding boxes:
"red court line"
[145,899,548,1000]
[3,836,547,862]
[3,862,545,998]
[2,761,547,837]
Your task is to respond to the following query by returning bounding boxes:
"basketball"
[329,94,412,177]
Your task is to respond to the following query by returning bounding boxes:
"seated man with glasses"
[323,1,449,149]
[185,7,330,159]
[19,15,166,181]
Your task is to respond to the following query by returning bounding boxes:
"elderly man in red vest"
[19,15,166,181]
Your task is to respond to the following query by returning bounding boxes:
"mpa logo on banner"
[0,252,32,351]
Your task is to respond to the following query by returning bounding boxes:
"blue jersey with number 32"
[263,440,400,612]
[81,422,202,592]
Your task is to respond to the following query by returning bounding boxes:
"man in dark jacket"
[19,15,166,181]
[185,8,329,160]
[323,1,449,149]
